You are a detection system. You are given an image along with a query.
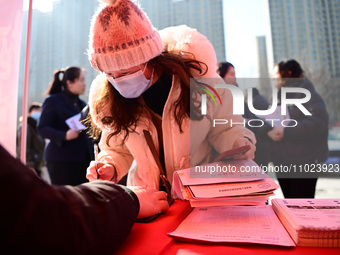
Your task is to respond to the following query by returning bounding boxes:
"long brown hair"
[90,51,207,145]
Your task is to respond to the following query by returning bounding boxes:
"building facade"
[265,0,340,78]
[139,0,226,62]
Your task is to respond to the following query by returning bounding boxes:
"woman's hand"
[127,186,169,219]
[65,129,80,141]
[232,137,256,160]
[86,161,116,182]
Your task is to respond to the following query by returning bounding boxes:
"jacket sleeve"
[25,124,36,168]
[0,144,139,255]
[38,96,67,146]
[88,74,134,182]
[205,79,256,153]
[97,129,134,182]
[284,89,329,141]
[16,125,35,167]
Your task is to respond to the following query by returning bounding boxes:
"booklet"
[169,205,296,247]
[172,158,278,207]
[272,198,340,247]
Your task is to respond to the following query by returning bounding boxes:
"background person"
[38,66,94,186]
[267,59,329,198]
[0,143,168,254]
[85,0,256,190]
[17,102,45,177]
[217,61,237,86]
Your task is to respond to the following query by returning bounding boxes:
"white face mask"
[106,64,154,98]
[30,112,41,121]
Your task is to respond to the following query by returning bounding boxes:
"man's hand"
[127,186,169,219]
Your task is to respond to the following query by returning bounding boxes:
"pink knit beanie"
[88,0,164,73]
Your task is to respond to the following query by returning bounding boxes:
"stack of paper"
[272,198,340,247]
[172,159,279,207]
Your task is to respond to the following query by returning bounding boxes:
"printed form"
[169,205,296,247]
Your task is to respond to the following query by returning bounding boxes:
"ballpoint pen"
[94,143,100,179]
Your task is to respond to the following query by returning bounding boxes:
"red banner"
[0,0,24,155]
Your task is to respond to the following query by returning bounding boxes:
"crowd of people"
[6,0,330,253]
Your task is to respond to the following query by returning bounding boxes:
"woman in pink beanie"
[86,0,256,192]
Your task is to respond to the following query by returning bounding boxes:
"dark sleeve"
[284,91,328,141]
[0,144,139,255]
[25,125,36,168]
[16,125,22,159]
[38,96,67,146]
[243,104,273,139]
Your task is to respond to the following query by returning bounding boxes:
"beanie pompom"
[100,0,118,5]
[159,25,218,78]
[89,0,163,72]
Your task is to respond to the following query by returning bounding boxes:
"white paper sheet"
[65,113,86,131]
[169,205,296,247]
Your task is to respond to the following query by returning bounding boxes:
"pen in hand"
[94,144,100,180]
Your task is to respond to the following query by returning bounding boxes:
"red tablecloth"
[115,200,340,255]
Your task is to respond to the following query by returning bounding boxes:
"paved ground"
[314,177,340,198]
[270,177,340,200]
[266,167,340,199]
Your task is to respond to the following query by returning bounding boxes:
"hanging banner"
[0,0,24,156]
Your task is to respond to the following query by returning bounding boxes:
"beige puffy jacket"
[89,25,255,189]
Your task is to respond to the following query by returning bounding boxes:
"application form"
[169,205,295,247]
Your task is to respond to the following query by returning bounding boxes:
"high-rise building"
[256,36,271,100]
[256,36,269,78]
[265,0,340,78]
[138,0,226,62]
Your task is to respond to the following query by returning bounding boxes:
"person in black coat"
[38,66,94,185]
[17,102,45,176]
[268,59,329,198]
[0,143,168,255]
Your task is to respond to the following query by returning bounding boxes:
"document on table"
[169,205,296,247]
[176,159,267,186]
[272,198,340,247]
[65,113,86,130]
[188,178,279,198]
